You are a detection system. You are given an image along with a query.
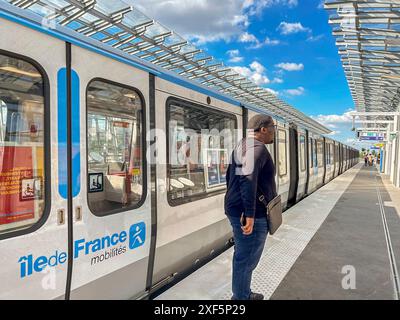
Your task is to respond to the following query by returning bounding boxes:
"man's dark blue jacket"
[224,138,277,219]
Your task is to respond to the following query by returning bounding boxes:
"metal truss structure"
[325,0,400,130]
[1,0,331,134]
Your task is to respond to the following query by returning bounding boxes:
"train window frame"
[166,97,238,207]
[278,129,288,177]
[0,49,51,241]
[85,78,147,217]
[300,135,306,172]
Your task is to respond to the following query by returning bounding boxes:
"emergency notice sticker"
[0,146,40,225]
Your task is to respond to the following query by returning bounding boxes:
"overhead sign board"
[360,136,384,141]
[359,132,385,141]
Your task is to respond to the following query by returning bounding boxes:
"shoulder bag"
[257,187,282,235]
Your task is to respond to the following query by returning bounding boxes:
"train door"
[304,130,310,195]
[68,45,152,299]
[296,130,307,200]
[340,144,343,174]
[322,138,327,184]
[307,135,316,194]
[316,138,324,188]
[0,18,69,299]
[335,142,340,178]
[277,124,290,209]
[288,125,298,207]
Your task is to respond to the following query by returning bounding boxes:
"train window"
[278,130,287,177]
[309,138,313,169]
[317,141,324,168]
[167,99,237,205]
[300,135,306,172]
[87,80,144,216]
[325,144,328,165]
[0,53,47,236]
[314,140,318,167]
[336,145,339,163]
[325,143,330,165]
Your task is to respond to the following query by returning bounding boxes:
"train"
[0,3,359,299]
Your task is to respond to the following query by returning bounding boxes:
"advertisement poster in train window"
[0,146,43,225]
[207,149,219,186]
[219,150,229,183]
[204,148,228,188]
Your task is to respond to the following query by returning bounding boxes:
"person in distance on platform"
[224,114,277,300]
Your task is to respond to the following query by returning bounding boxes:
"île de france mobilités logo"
[18,222,146,278]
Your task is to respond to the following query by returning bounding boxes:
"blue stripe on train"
[58,68,81,199]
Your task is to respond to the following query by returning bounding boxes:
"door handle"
[75,206,82,222]
[57,209,65,225]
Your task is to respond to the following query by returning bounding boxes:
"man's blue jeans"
[227,215,268,300]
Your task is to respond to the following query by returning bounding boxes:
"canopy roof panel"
[1,0,331,134]
[326,0,400,128]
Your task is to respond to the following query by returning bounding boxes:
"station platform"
[155,163,400,300]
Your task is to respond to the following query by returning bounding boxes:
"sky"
[129,0,371,149]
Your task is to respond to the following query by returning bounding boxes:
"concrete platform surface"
[155,163,400,300]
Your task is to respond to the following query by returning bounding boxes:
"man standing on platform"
[225,114,277,300]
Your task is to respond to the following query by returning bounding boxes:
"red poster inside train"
[0,146,36,225]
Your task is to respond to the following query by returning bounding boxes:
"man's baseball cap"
[247,114,274,131]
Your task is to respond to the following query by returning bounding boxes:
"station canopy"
[325,0,400,130]
[1,0,331,135]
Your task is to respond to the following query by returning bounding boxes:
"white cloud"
[227,49,244,63]
[232,61,270,86]
[244,0,298,16]
[310,109,355,125]
[265,88,279,96]
[250,61,265,74]
[307,34,324,42]
[239,32,281,49]
[277,22,311,35]
[284,86,305,96]
[276,62,304,71]
[239,32,259,43]
[130,0,298,45]
[263,37,281,46]
[130,0,249,44]
[271,77,284,84]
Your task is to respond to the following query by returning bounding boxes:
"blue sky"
[131,0,370,149]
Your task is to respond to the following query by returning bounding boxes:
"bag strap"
[257,185,269,207]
